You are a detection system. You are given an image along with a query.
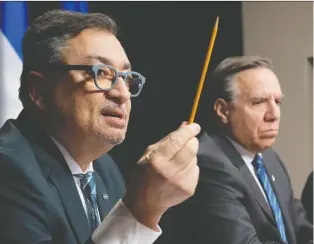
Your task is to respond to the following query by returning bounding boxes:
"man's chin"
[109,135,125,145]
[91,126,126,146]
[259,138,276,150]
[102,131,126,145]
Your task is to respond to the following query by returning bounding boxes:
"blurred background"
[0,1,312,198]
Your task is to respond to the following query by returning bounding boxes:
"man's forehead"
[83,55,131,70]
[235,68,282,93]
[64,29,130,69]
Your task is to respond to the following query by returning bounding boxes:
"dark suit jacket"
[301,172,313,224]
[156,132,312,244]
[0,110,126,244]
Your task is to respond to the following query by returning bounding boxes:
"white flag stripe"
[0,29,23,127]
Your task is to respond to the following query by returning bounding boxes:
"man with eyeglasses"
[0,10,200,244]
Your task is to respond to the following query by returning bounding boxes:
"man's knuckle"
[168,134,182,150]
[146,144,155,152]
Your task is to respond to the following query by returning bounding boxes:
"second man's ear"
[214,98,229,124]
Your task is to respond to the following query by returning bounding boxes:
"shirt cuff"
[92,199,162,244]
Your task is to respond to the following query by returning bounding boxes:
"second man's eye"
[252,100,263,105]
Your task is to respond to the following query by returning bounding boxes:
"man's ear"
[214,98,230,124]
[27,71,49,111]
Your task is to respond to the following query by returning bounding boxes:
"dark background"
[27,1,243,180]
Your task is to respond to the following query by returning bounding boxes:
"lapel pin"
[272,175,275,182]
[102,193,109,200]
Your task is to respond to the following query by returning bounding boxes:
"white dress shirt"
[227,137,268,201]
[50,137,161,244]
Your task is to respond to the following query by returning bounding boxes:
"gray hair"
[206,55,274,133]
[211,55,274,102]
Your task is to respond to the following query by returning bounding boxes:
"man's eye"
[97,68,115,78]
[275,100,282,105]
[97,69,108,76]
[252,100,263,105]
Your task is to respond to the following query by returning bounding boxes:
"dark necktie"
[253,153,288,243]
[73,171,101,232]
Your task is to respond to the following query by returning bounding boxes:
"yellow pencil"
[188,16,219,124]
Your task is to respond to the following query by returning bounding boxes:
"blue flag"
[0,2,88,126]
[61,1,88,13]
[0,2,28,126]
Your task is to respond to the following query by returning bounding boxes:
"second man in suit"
[157,56,313,244]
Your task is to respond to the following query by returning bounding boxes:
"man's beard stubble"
[89,100,129,146]
[45,95,129,147]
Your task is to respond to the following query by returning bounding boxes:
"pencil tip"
[214,16,219,28]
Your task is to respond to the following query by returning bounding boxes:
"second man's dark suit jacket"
[157,132,312,244]
[301,172,313,225]
[0,110,126,244]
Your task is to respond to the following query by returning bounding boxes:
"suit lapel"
[49,165,92,243]
[238,163,276,223]
[15,112,92,244]
[214,135,276,224]
[262,152,296,244]
[33,140,91,244]
[93,170,113,220]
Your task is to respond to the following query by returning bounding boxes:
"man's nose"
[265,100,280,121]
[106,76,130,103]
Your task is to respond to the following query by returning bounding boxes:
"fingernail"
[190,123,201,133]
[179,121,188,128]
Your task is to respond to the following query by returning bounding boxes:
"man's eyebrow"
[250,96,268,101]
[85,55,132,70]
[250,94,285,100]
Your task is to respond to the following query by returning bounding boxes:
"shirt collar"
[227,136,256,166]
[49,135,93,174]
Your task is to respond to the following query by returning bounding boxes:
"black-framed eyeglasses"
[44,64,146,97]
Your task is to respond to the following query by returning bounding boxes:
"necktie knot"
[253,153,263,172]
[73,171,96,195]
[74,171,93,180]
